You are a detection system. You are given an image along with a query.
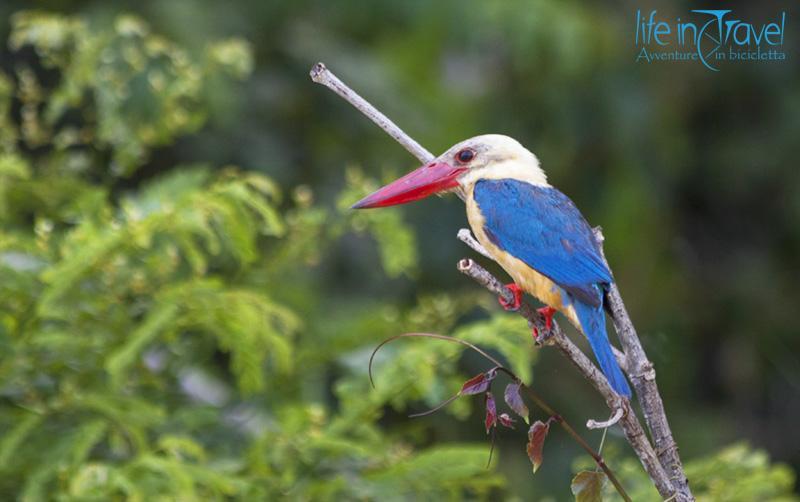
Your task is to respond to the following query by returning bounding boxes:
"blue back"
[473,179,612,306]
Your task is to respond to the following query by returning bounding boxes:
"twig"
[456,257,619,400]
[369,332,505,386]
[457,229,492,259]
[594,228,692,500]
[310,62,473,201]
[458,228,628,372]
[457,258,678,500]
[456,256,678,498]
[310,62,434,165]
[514,378,631,502]
[587,408,624,430]
[369,332,631,502]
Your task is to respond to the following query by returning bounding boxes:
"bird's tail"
[573,298,631,397]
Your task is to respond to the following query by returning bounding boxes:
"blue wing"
[474,179,612,306]
[474,179,631,396]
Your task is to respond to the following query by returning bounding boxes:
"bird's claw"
[531,306,557,343]
[498,283,523,311]
[539,306,556,330]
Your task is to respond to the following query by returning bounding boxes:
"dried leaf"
[570,470,607,502]
[526,420,550,473]
[503,381,529,422]
[484,393,497,433]
[498,413,515,429]
[459,368,497,396]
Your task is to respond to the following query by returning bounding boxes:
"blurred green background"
[0,0,798,500]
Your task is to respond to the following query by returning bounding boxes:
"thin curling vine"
[369,333,631,502]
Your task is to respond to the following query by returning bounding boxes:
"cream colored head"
[351,134,548,209]
[436,134,549,188]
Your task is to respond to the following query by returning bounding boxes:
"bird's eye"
[456,148,475,163]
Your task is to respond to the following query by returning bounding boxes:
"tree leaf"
[105,301,180,387]
[526,420,550,473]
[0,412,43,469]
[498,413,515,429]
[484,393,497,433]
[459,368,497,396]
[503,381,529,422]
[571,470,607,502]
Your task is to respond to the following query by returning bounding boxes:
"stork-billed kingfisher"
[353,135,631,397]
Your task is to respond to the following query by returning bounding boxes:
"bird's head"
[352,134,547,209]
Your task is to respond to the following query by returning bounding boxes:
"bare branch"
[457,229,629,371]
[457,258,679,500]
[587,408,624,429]
[594,228,692,500]
[310,62,434,164]
[457,228,492,258]
[457,257,620,404]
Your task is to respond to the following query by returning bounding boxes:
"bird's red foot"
[538,306,556,330]
[531,306,557,342]
[498,283,523,311]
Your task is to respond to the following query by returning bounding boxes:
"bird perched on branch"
[352,134,631,397]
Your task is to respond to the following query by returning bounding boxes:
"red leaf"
[484,392,497,433]
[504,382,529,422]
[571,470,607,502]
[498,413,516,429]
[460,373,488,395]
[526,420,550,473]
[459,368,497,396]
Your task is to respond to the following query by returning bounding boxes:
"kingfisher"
[352,134,631,397]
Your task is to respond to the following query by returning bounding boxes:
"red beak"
[352,162,467,209]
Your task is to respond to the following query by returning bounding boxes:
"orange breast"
[465,186,581,329]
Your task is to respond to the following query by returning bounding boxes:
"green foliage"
[337,167,418,278]
[578,443,799,502]
[685,443,798,502]
[0,12,534,500]
[7,11,248,175]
